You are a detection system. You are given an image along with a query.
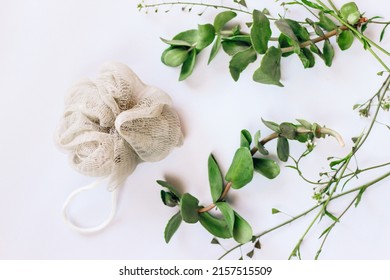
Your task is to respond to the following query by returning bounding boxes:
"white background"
[0,0,389,260]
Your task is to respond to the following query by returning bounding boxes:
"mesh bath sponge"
[57,62,183,232]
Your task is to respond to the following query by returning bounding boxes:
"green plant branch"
[198,132,279,214]
[139,1,252,15]
[280,26,348,54]
[219,170,390,260]
[315,170,390,259]
[287,74,390,259]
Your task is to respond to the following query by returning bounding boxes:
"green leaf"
[323,40,334,67]
[301,0,325,11]
[179,49,197,81]
[340,2,361,25]
[275,19,310,42]
[225,147,254,189]
[208,154,224,203]
[233,212,253,244]
[279,122,297,140]
[160,38,193,47]
[208,35,221,64]
[298,48,315,68]
[222,40,251,56]
[253,158,280,179]
[254,130,269,155]
[278,33,294,57]
[250,9,272,54]
[160,190,179,207]
[216,202,235,235]
[157,180,181,199]
[199,212,232,239]
[261,118,280,132]
[337,30,354,50]
[173,29,198,45]
[164,211,182,243]
[233,0,247,7]
[324,209,340,222]
[297,119,312,130]
[229,47,257,81]
[355,187,367,207]
[253,47,283,86]
[180,193,199,223]
[380,23,389,42]
[214,11,237,32]
[318,12,337,31]
[277,137,290,162]
[272,208,281,214]
[161,47,189,67]
[240,129,252,148]
[197,24,215,50]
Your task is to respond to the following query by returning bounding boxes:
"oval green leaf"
[160,38,193,47]
[240,129,252,149]
[222,40,251,56]
[277,137,290,162]
[233,212,253,244]
[225,147,254,189]
[262,118,280,132]
[180,193,199,223]
[323,40,334,67]
[215,202,235,235]
[208,154,224,203]
[173,29,198,45]
[253,47,283,87]
[164,211,182,243]
[229,47,257,81]
[250,9,271,54]
[208,35,221,64]
[253,158,280,179]
[279,122,297,140]
[199,212,232,239]
[179,49,197,81]
[197,24,215,51]
[337,30,354,51]
[318,11,337,32]
[214,11,237,32]
[161,47,189,67]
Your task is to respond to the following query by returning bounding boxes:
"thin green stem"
[140,1,251,15]
[326,0,338,14]
[219,171,390,260]
[315,170,390,259]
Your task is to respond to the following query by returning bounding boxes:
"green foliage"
[337,30,355,50]
[253,158,280,179]
[225,147,254,189]
[199,212,232,239]
[253,47,283,86]
[240,129,252,148]
[229,47,257,81]
[208,154,224,203]
[216,202,235,235]
[232,212,253,243]
[340,2,361,25]
[318,12,337,32]
[250,9,271,54]
[180,193,199,223]
[179,49,197,81]
[277,137,290,162]
[164,212,182,243]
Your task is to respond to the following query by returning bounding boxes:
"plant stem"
[280,26,348,54]
[219,171,390,260]
[140,1,252,15]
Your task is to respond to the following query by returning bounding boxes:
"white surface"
[0,0,389,259]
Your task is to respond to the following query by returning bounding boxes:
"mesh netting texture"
[57,62,183,189]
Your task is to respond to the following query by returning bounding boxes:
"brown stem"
[198,132,279,213]
[281,26,349,54]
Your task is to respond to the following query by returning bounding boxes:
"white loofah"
[57,62,183,232]
[57,62,183,189]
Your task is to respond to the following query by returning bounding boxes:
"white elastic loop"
[62,180,119,234]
